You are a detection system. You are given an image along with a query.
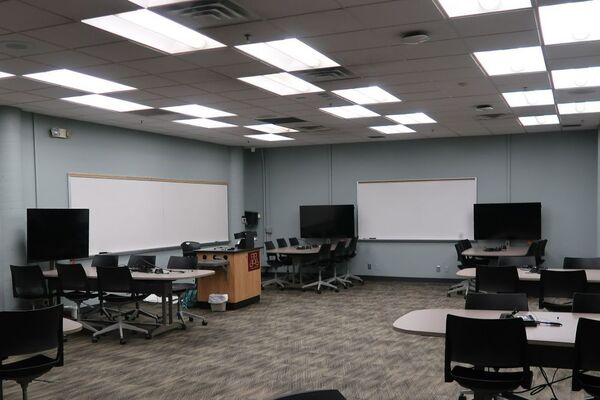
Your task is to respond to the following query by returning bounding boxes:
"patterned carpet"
[2,280,583,399]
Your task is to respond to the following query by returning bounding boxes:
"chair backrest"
[96,266,134,293]
[276,238,288,248]
[265,240,276,251]
[56,263,90,293]
[274,390,346,400]
[91,254,119,268]
[534,239,547,265]
[346,237,358,257]
[318,243,332,262]
[459,239,472,250]
[564,257,600,270]
[167,256,197,269]
[455,242,476,268]
[181,241,202,257]
[497,256,536,268]
[333,240,347,258]
[289,237,299,246]
[127,254,156,268]
[475,266,519,293]
[525,241,538,257]
[10,264,48,299]
[0,304,63,362]
[539,269,587,307]
[465,293,529,311]
[445,315,529,383]
[572,293,600,313]
[575,318,600,374]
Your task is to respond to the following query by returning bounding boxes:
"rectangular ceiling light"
[162,104,235,118]
[245,124,298,134]
[437,0,531,17]
[558,101,600,115]
[501,89,554,107]
[386,112,436,124]
[238,72,323,96]
[332,86,401,105]
[539,0,600,45]
[552,66,600,89]
[129,0,190,7]
[319,105,379,119]
[25,69,134,93]
[82,9,225,55]
[369,125,416,134]
[0,71,14,79]
[62,94,151,112]
[473,46,546,76]
[244,133,295,142]
[236,38,339,72]
[174,118,236,128]
[518,115,560,126]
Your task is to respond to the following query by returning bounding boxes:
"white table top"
[462,246,530,257]
[63,318,82,334]
[457,267,600,283]
[393,308,600,347]
[44,266,215,281]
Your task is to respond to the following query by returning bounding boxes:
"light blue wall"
[246,131,598,279]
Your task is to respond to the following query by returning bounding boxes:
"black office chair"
[572,293,600,313]
[445,315,532,399]
[448,241,487,296]
[326,240,351,289]
[167,256,207,328]
[535,239,547,266]
[341,237,363,284]
[276,238,289,248]
[525,241,538,257]
[497,256,536,268]
[262,241,288,289]
[181,241,202,258]
[564,257,600,269]
[289,237,300,246]
[93,266,150,344]
[465,292,529,311]
[0,305,64,400]
[302,244,337,294]
[91,254,119,268]
[573,318,600,397]
[539,269,587,311]
[56,263,98,333]
[126,254,160,322]
[10,265,52,308]
[275,237,294,277]
[274,390,346,400]
[475,266,519,293]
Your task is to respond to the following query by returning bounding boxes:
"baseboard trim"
[359,275,462,283]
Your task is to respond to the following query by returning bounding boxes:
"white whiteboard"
[68,174,229,254]
[357,178,476,240]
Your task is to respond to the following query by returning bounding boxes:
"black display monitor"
[474,203,541,240]
[27,208,90,262]
[300,205,355,238]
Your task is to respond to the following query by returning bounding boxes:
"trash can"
[208,293,228,312]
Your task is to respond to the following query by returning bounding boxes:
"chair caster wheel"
[458,395,467,400]
[92,337,98,343]
[120,339,127,345]
[317,290,322,294]
[447,293,451,297]
[302,289,306,292]
[202,320,208,326]
[188,317,194,322]
[145,334,152,339]
[279,287,285,291]
[343,285,348,289]
[335,289,339,293]
[181,324,187,330]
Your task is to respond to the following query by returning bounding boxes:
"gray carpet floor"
[2,280,584,399]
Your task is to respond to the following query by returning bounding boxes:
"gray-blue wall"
[245,131,598,279]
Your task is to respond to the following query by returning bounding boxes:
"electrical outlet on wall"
[435,265,441,272]
[444,266,449,272]
[367,263,372,270]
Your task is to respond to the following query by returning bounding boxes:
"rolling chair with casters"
[465,292,529,311]
[341,237,363,285]
[275,237,294,280]
[126,254,160,323]
[535,239,547,266]
[181,241,202,258]
[93,266,150,344]
[497,256,536,268]
[302,244,338,294]
[448,241,487,297]
[262,241,288,289]
[273,390,346,400]
[326,240,351,288]
[445,315,532,400]
[564,257,600,269]
[475,266,520,293]
[539,269,587,311]
[167,256,207,328]
[0,305,64,400]
[56,263,99,333]
[572,293,600,313]
[289,237,300,246]
[10,265,53,308]
[91,254,119,268]
[573,318,600,398]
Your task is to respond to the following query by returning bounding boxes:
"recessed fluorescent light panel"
[473,46,546,76]
[62,94,151,112]
[0,71,14,79]
[369,125,416,134]
[162,104,235,118]
[244,133,295,142]
[319,105,379,119]
[245,124,298,134]
[236,38,339,72]
[82,9,225,54]
[238,72,323,96]
[332,86,401,105]
[518,115,559,126]
[386,112,436,124]
[502,90,554,107]
[552,66,600,89]
[539,0,600,45]
[174,118,236,128]
[558,101,600,115]
[129,0,190,7]
[437,0,531,17]
[25,69,134,94]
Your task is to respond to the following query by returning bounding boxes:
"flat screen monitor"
[244,211,259,226]
[474,203,541,240]
[300,205,355,238]
[27,208,90,262]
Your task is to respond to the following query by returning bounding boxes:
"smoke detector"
[399,31,431,45]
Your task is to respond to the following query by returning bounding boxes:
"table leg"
[168,290,173,325]
[161,284,167,326]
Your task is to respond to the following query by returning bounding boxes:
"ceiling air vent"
[368,135,385,139]
[475,113,508,120]
[561,123,583,128]
[256,116,306,124]
[296,67,356,83]
[128,109,176,117]
[160,0,253,28]
[567,88,595,95]
[298,125,331,133]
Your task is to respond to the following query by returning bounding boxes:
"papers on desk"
[500,312,562,327]
[144,294,178,303]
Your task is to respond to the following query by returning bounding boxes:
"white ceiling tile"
[347,0,443,28]
[21,0,138,21]
[0,1,70,32]
[118,75,176,89]
[272,10,365,37]
[160,68,226,84]
[25,23,120,49]
[451,8,535,38]
[25,50,108,68]
[0,57,52,74]
[78,63,145,79]
[78,42,160,63]
[0,33,61,57]
[124,57,197,74]
[463,31,540,52]
[145,85,207,98]
[237,0,340,19]
[0,91,48,104]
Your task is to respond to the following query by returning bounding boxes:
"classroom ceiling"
[0,0,598,147]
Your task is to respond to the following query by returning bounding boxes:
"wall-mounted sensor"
[50,127,71,139]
